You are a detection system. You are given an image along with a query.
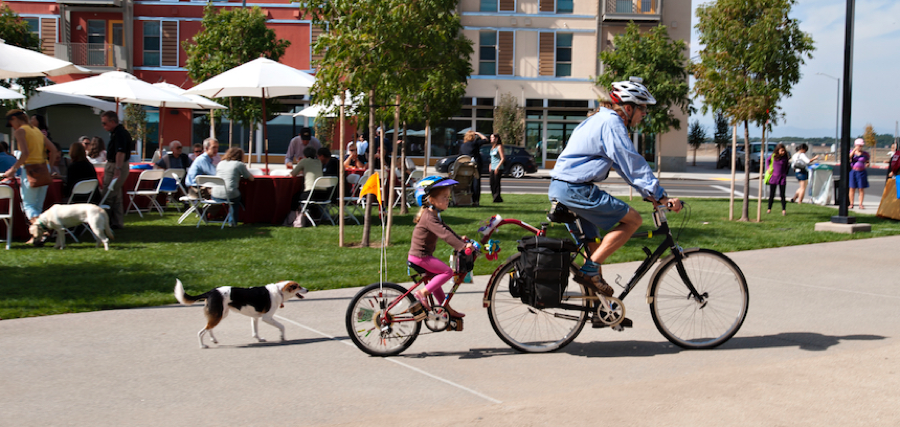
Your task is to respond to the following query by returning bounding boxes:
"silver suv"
[735,142,776,171]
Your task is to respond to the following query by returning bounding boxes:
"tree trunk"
[692,147,697,166]
[740,120,751,221]
[756,127,766,222]
[338,91,346,247]
[361,88,375,247]
[400,122,409,214]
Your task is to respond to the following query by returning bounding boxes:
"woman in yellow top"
[3,109,59,234]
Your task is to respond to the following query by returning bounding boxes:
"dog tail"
[174,279,206,305]
[102,210,114,240]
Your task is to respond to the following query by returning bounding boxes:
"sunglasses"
[194,150,202,153]
[637,105,648,114]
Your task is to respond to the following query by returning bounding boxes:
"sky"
[689,0,900,140]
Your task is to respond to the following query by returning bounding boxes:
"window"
[478,31,496,76]
[555,33,572,77]
[557,0,573,13]
[480,0,498,12]
[24,18,39,36]
[143,21,161,66]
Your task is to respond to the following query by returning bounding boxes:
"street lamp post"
[816,72,840,153]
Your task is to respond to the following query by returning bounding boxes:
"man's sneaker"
[573,271,614,297]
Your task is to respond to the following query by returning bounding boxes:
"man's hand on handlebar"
[656,197,683,213]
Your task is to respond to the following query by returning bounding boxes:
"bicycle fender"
[645,247,701,304]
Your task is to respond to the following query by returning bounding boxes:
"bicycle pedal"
[446,317,464,332]
[408,302,427,322]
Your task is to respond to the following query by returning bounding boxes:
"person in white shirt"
[789,143,819,204]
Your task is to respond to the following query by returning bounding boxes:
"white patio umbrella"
[152,82,227,145]
[37,71,206,159]
[0,39,90,79]
[184,57,316,171]
[0,86,24,100]
[292,90,361,118]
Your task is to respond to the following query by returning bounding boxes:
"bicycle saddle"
[547,200,578,224]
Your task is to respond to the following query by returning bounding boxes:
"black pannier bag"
[515,235,578,308]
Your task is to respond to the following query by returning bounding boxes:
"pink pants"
[408,254,454,303]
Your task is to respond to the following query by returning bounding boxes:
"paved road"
[3,236,900,426]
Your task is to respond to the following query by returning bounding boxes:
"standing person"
[459,130,487,206]
[409,176,473,318]
[64,141,99,203]
[87,136,107,164]
[488,133,506,203]
[356,133,369,165]
[548,80,681,309]
[100,111,133,229]
[849,138,870,209]
[3,109,59,243]
[186,137,219,196]
[888,144,900,181]
[213,147,254,226]
[789,143,819,204]
[285,127,321,169]
[765,143,790,216]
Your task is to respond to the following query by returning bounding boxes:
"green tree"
[300,0,472,246]
[182,5,290,147]
[0,5,44,109]
[713,111,732,150]
[493,93,524,146]
[597,22,692,137]
[687,120,707,166]
[693,0,814,221]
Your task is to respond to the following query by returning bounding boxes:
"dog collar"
[35,218,50,232]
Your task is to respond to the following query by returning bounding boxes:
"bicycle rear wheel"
[649,248,748,349]
[486,254,588,353]
[346,282,422,356]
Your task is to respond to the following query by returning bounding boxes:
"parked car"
[434,145,538,178]
[716,146,734,169]
[736,142,777,171]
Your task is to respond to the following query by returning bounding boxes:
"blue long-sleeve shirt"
[186,153,217,187]
[550,108,666,201]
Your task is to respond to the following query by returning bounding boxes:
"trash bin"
[808,163,833,206]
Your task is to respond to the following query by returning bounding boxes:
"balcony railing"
[54,43,128,69]
[602,0,661,21]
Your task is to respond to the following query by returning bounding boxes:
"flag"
[358,171,382,206]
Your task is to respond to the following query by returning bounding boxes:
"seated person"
[290,146,324,210]
[188,143,203,161]
[87,136,107,164]
[318,147,340,177]
[343,141,365,170]
[186,137,219,197]
[155,140,192,170]
[0,141,16,174]
[213,147,254,226]
[64,141,100,203]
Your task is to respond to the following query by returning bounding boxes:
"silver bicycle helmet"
[610,79,657,105]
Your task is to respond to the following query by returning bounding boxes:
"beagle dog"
[174,279,308,348]
[29,203,113,250]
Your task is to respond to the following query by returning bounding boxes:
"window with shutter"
[538,32,554,76]
[497,31,514,76]
[310,25,325,66]
[161,21,178,67]
[40,18,57,56]
[539,0,554,12]
[498,0,515,12]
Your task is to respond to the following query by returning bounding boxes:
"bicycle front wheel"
[486,254,589,353]
[345,282,422,357]
[649,248,749,349]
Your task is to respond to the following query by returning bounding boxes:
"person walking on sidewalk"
[789,143,818,204]
[766,143,790,216]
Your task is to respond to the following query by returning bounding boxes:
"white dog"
[174,279,309,349]
[29,204,114,251]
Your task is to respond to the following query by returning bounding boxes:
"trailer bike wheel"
[486,253,589,353]
[649,249,749,349]
[345,282,422,357]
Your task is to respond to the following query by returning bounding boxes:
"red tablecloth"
[238,175,303,224]
[95,167,166,211]
[0,177,64,241]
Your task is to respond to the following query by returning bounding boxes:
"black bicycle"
[480,201,749,353]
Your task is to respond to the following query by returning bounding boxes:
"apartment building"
[456,0,691,171]
[3,0,319,152]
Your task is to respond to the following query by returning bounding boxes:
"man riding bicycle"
[548,78,682,301]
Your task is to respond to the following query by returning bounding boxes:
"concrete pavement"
[2,235,900,426]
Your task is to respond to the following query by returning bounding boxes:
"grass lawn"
[2,194,899,319]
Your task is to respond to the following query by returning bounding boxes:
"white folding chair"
[63,179,99,243]
[340,173,362,225]
[393,169,422,208]
[126,169,166,217]
[67,179,98,204]
[195,175,234,229]
[177,176,202,224]
[405,157,417,173]
[0,184,13,250]
[298,176,339,227]
[98,177,118,211]
[159,168,185,212]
